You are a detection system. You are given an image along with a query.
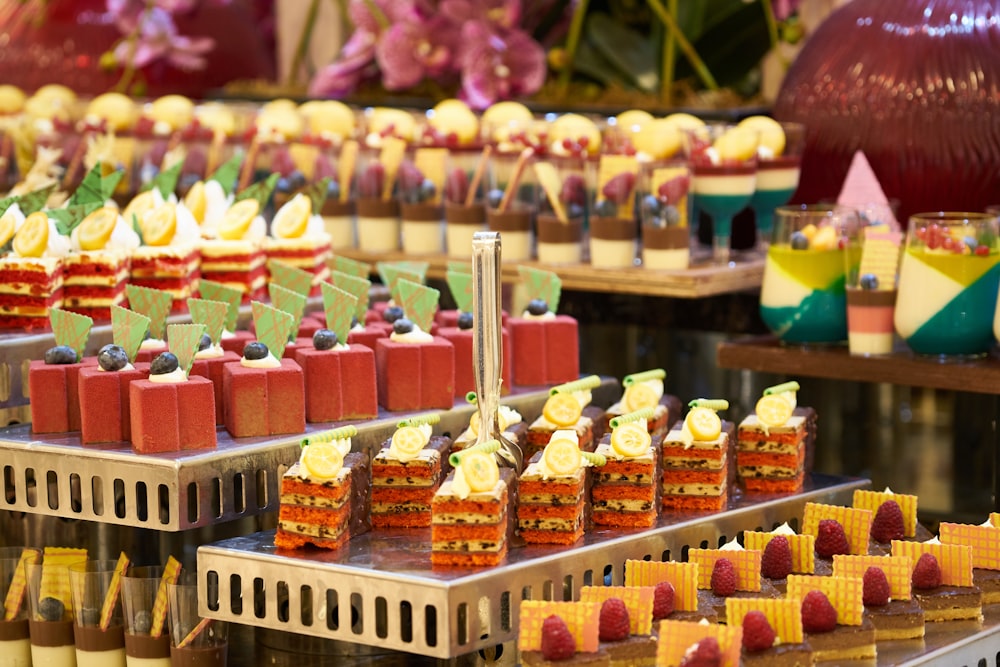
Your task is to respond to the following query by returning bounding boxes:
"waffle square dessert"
[786,576,876,662]
[518,601,605,666]
[726,597,813,666]
[275,428,371,551]
[525,376,604,461]
[591,411,660,528]
[691,544,778,623]
[581,588,657,666]
[833,554,925,640]
[371,416,451,528]
[518,431,594,545]
[892,540,982,622]
[940,520,1000,605]
[660,400,731,512]
[737,383,815,493]
[624,560,718,624]
[601,370,681,437]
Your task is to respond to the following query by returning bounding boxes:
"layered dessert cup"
[321,198,355,250]
[0,547,38,667]
[121,566,171,667]
[639,162,692,270]
[642,225,689,270]
[399,202,443,255]
[355,199,400,252]
[536,215,583,264]
[750,155,801,244]
[445,202,486,258]
[486,207,532,261]
[589,216,636,269]
[846,287,897,355]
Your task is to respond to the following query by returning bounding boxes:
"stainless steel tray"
[0,380,619,532]
[197,473,869,659]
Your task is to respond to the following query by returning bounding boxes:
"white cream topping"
[194,344,224,359]
[390,325,433,343]
[140,338,166,350]
[202,179,234,231]
[241,351,281,368]
[533,430,581,479]
[2,202,25,228]
[168,201,201,246]
[70,212,140,252]
[926,536,941,545]
[387,423,432,462]
[350,322,366,332]
[14,214,73,258]
[148,367,186,383]
[771,522,797,536]
[719,536,744,551]
[460,405,523,441]
[520,310,555,320]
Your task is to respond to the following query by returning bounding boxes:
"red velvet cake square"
[29,358,98,434]
[294,344,378,422]
[437,326,513,397]
[79,363,151,444]
[509,316,579,386]
[346,326,388,352]
[219,331,255,356]
[375,337,455,411]
[222,359,305,438]
[189,351,242,425]
[129,376,217,453]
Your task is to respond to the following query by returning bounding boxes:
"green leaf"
[0,195,17,218]
[152,161,183,199]
[235,173,279,211]
[305,177,331,214]
[100,169,124,200]
[586,13,659,93]
[210,154,243,196]
[50,202,102,237]
[15,184,55,215]
[68,164,107,207]
[131,212,145,246]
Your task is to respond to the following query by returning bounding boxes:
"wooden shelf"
[335,249,764,298]
[717,335,1000,395]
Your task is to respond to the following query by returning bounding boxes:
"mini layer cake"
[786,576,876,662]
[275,428,371,550]
[371,418,451,528]
[526,377,605,460]
[601,370,681,437]
[518,431,593,545]
[691,543,777,623]
[660,400,731,512]
[624,559,719,624]
[737,382,813,493]
[592,411,660,528]
[726,598,813,666]
[0,209,68,329]
[64,206,140,320]
[264,193,332,296]
[833,554,924,640]
[452,405,528,453]
[940,520,1000,604]
[582,589,657,666]
[129,198,201,311]
[518,600,606,666]
[893,540,982,622]
[431,446,513,567]
[198,197,267,302]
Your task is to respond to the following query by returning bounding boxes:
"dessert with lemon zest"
[264,192,331,296]
[737,381,814,494]
[593,414,661,528]
[198,197,267,302]
[660,400,733,513]
[602,369,681,436]
[526,385,605,461]
[453,404,526,452]
[0,207,71,329]
[275,433,372,551]
[371,419,452,528]
[63,206,138,319]
[128,190,202,312]
[431,445,513,567]
[518,430,592,545]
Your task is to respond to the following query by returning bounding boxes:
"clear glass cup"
[895,211,1000,358]
[167,576,226,667]
[845,226,902,355]
[485,148,536,262]
[683,124,759,265]
[69,560,126,667]
[120,567,171,667]
[26,556,86,667]
[534,157,592,265]
[748,121,805,251]
[0,547,40,667]
[760,204,861,344]
[638,160,692,271]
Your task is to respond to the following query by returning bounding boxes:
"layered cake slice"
[64,206,137,320]
[275,426,371,551]
[526,376,605,460]
[592,410,660,528]
[786,576,876,662]
[264,189,332,295]
[892,540,982,622]
[601,369,681,437]
[127,190,202,312]
[660,399,731,512]
[833,554,924,640]
[737,382,812,493]
[0,209,67,329]
[197,197,267,302]
[371,415,451,528]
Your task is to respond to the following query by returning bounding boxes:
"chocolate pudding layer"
[445,202,486,225]
[846,288,897,307]
[321,200,355,217]
[74,623,125,651]
[536,215,583,243]
[643,225,689,250]
[170,643,227,667]
[400,203,442,222]
[356,198,400,218]
[346,452,372,537]
[0,618,28,641]
[487,209,531,232]
[126,631,171,659]
[590,217,636,241]
[29,619,75,646]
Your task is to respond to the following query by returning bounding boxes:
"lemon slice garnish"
[460,451,499,493]
[686,407,722,441]
[184,181,207,224]
[713,127,758,162]
[738,115,786,156]
[543,437,582,475]
[13,211,49,257]
[756,394,793,429]
[218,199,259,240]
[542,393,583,427]
[622,383,658,412]
[272,193,311,239]
[122,190,158,225]
[301,442,344,480]
[140,203,177,246]
[78,207,119,250]
[611,422,652,458]
[391,426,428,458]
[0,209,17,247]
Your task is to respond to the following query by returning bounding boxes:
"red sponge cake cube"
[189,351,242,424]
[346,327,388,352]
[219,331,254,356]
[222,359,305,437]
[437,327,512,397]
[129,376,217,453]
[509,316,579,386]
[295,344,378,422]
[29,358,97,434]
[79,364,150,444]
[375,337,455,411]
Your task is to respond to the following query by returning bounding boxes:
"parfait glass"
[760,204,861,344]
[747,121,805,252]
[896,212,1000,358]
[683,124,759,265]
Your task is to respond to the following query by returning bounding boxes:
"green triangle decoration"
[125,285,173,340]
[50,202,103,237]
[446,270,474,313]
[396,279,439,333]
[149,161,183,199]
[209,154,243,196]
[187,298,229,345]
[377,263,422,304]
[68,164,109,207]
[332,270,371,320]
[446,261,472,274]
[167,323,206,377]
[267,259,313,297]
[197,280,242,332]
[100,169,124,200]
[518,266,561,313]
[111,305,150,363]
[16,184,56,215]
[305,177,331,214]
[49,308,92,361]
[251,301,294,360]
[321,282,357,346]
[269,283,306,339]
[0,194,17,218]
[394,261,429,281]
[234,173,279,210]
[333,255,371,279]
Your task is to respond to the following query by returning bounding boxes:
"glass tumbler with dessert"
[739,117,805,253]
[895,211,1000,358]
[638,160,692,271]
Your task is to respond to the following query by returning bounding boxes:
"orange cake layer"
[526,420,593,447]
[432,499,506,517]
[662,493,727,511]
[742,472,805,493]
[371,487,436,503]
[592,485,656,502]
[280,476,350,502]
[736,450,804,470]
[592,511,656,528]
[519,526,584,545]
[519,501,585,520]
[430,547,507,567]
[661,468,727,485]
[274,531,347,550]
[432,523,506,542]
[662,445,725,463]
[372,463,439,480]
[519,479,584,496]
[600,460,657,477]
[373,513,431,528]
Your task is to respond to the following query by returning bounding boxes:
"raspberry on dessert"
[863,566,891,606]
[870,500,906,543]
[598,598,630,642]
[912,552,943,590]
[741,610,777,652]
[801,589,838,633]
[761,535,793,579]
[710,558,737,597]
[540,614,576,661]
[815,519,851,557]
[679,636,722,667]
[652,581,676,620]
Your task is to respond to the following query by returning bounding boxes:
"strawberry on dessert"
[590,595,657,665]
[691,540,779,623]
[893,541,983,622]
[831,556,925,641]
[509,267,579,387]
[517,601,606,666]
[728,601,813,666]
[624,559,718,624]
[790,581,876,662]
[802,502,873,574]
